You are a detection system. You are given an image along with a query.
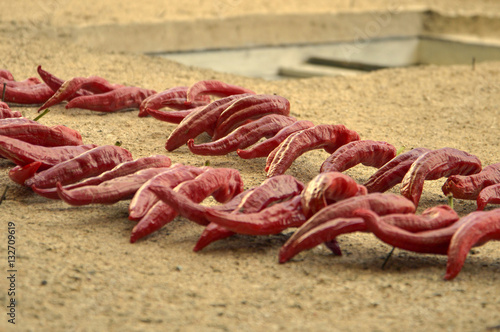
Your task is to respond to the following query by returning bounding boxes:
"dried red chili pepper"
[128,164,204,220]
[0,77,41,88]
[236,120,315,159]
[187,114,296,156]
[442,162,500,200]
[266,124,360,177]
[301,172,367,218]
[33,155,172,200]
[65,86,156,112]
[192,175,305,250]
[56,167,173,206]
[0,101,22,119]
[211,94,291,140]
[0,122,84,147]
[37,65,93,99]
[165,94,251,151]
[186,80,255,103]
[445,209,500,280]
[381,205,459,232]
[476,183,500,210]
[38,76,122,112]
[25,145,133,189]
[361,206,462,255]
[400,147,482,207]
[320,140,397,173]
[278,193,415,263]
[138,86,210,117]
[8,161,42,185]
[146,107,199,124]
[0,69,15,81]
[130,168,244,242]
[0,135,97,169]
[3,83,54,105]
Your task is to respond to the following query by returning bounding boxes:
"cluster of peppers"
[1,67,499,281]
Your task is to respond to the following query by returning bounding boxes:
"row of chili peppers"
[1,67,499,281]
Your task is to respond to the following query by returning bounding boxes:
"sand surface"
[1,1,500,331]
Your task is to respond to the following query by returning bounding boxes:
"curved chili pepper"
[320,140,397,173]
[361,206,463,255]
[301,172,367,218]
[476,183,500,210]
[38,76,121,112]
[193,175,305,250]
[0,102,22,119]
[400,147,482,207]
[65,86,156,112]
[204,195,306,236]
[37,65,93,99]
[0,69,15,81]
[3,84,54,105]
[165,94,251,151]
[363,147,431,193]
[278,193,415,263]
[0,122,84,147]
[25,145,133,189]
[33,155,172,200]
[445,209,500,280]
[130,168,244,242]
[236,120,315,159]
[128,164,204,220]
[138,86,210,117]
[146,107,198,124]
[186,80,255,103]
[8,161,42,185]
[0,135,97,169]
[442,162,500,200]
[187,114,296,156]
[56,167,173,206]
[0,77,41,88]
[266,124,360,177]
[381,205,459,232]
[211,94,291,141]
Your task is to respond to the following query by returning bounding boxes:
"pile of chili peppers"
[1,66,499,281]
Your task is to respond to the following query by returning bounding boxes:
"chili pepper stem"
[34,108,50,121]
[447,194,454,210]
[1,83,6,102]
[381,246,395,270]
[0,185,9,205]
[396,146,406,156]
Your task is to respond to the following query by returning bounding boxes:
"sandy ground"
[1,1,500,331]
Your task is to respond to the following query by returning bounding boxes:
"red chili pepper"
[165,94,252,151]
[381,205,459,232]
[186,80,255,103]
[278,193,415,263]
[130,168,244,242]
[128,164,205,220]
[8,161,42,185]
[138,86,210,117]
[0,122,84,147]
[25,145,133,189]
[65,86,156,112]
[56,167,173,206]
[400,147,482,207]
[301,172,367,218]
[360,206,462,255]
[3,83,54,105]
[0,77,41,88]
[187,114,296,156]
[442,162,500,200]
[0,118,37,126]
[0,102,22,119]
[0,69,15,81]
[37,65,93,99]
[476,183,500,210]
[266,124,360,177]
[146,107,199,124]
[445,209,500,280]
[0,135,97,169]
[363,147,431,193]
[236,120,315,159]
[211,94,291,141]
[33,155,172,200]
[320,140,397,173]
[38,76,122,112]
